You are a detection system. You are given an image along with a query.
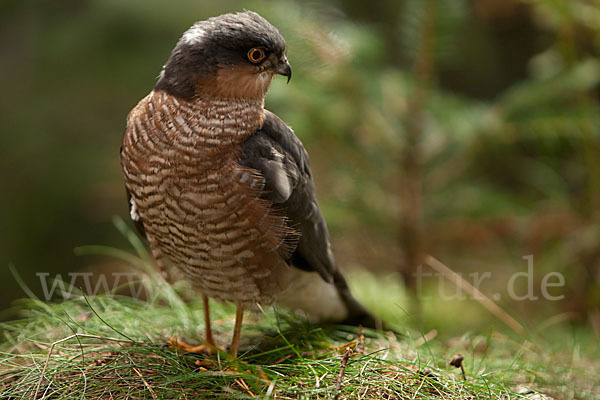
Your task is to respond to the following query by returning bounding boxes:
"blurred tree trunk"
[400,0,436,319]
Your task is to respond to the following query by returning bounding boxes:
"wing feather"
[238,110,337,283]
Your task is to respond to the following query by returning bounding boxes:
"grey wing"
[238,110,337,283]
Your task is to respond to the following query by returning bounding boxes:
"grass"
[0,223,598,399]
[1,278,598,399]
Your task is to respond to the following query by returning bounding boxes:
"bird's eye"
[247,47,266,64]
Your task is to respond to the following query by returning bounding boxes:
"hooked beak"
[274,60,292,83]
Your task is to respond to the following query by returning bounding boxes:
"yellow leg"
[230,303,244,358]
[202,294,215,347]
[169,294,222,354]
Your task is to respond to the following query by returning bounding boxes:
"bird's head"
[155,11,292,100]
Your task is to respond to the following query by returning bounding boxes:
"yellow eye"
[247,47,266,63]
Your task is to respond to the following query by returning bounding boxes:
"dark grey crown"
[198,11,285,55]
[155,11,286,98]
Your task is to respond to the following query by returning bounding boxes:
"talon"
[169,337,224,355]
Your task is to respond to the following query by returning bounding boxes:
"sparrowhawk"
[120,11,376,356]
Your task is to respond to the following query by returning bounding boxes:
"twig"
[33,333,140,399]
[272,354,292,364]
[425,255,525,335]
[333,346,354,399]
[235,377,256,397]
[334,326,364,355]
[256,366,271,384]
[133,367,157,399]
[414,329,437,347]
[356,325,365,355]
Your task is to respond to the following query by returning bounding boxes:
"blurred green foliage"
[1,0,599,332]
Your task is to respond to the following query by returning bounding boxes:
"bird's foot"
[168,337,225,356]
[168,337,260,378]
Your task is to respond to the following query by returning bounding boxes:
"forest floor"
[1,267,598,400]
